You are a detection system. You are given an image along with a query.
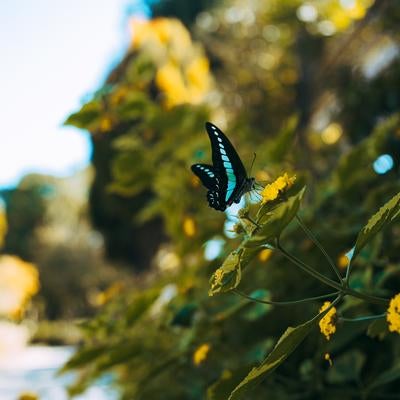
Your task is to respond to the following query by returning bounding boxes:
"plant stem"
[343,287,389,306]
[339,313,386,323]
[277,241,389,306]
[233,289,340,306]
[277,241,342,291]
[295,215,342,282]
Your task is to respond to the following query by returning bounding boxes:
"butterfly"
[191,122,255,211]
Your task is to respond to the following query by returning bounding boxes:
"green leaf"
[248,187,305,247]
[207,368,251,400]
[352,191,400,261]
[228,316,316,400]
[326,350,365,384]
[64,100,102,130]
[125,289,160,326]
[367,318,389,340]
[367,364,400,393]
[209,251,242,296]
[60,345,108,373]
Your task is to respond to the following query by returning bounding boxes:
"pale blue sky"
[0,0,148,188]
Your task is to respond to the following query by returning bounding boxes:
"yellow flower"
[261,173,296,204]
[387,293,400,334]
[0,255,40,319]
[324,353,333,367]
[210,267,224,291]
[193,343,210,366]
[156,61,188,107]
[18,392,38,400]
[130,17,212,108]
[130,18,191,51]
[337,252,349,270]
[258,248,273,262]
[99,116,112,132]
[183,217,196,237]
[319,301,337,340]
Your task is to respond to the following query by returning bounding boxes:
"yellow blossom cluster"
[210,267,224,293]
[261,173,296,204]
[319,301,337,340]
[193,343,211,366]
[130,18,212,108]
[387,293,400,334]
[0,255,40,319]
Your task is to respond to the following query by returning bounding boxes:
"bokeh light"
[373,154,394,174]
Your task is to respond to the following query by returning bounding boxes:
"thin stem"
[277,241,342,291]
[310,294,343,323]
[343,287,389,306]
[338,313,386,323]
[295,215,342,282]
[233,289,340,306]
[277,240,389,306]
[345,258,353,284]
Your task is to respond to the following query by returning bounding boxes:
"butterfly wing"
[191,164,218,190]
[191,163,226,210]
[205,122,247,205]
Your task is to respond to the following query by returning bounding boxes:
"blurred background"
[1,0,400,399]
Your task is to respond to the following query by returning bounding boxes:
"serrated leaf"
[228,316,316,400]
[352,191,400,260]
[209,251,241,296]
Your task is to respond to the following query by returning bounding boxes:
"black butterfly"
[191,122,255,211]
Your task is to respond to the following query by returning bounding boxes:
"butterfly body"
[191,122,255,211]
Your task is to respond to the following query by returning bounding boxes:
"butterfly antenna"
[249,152,257,176]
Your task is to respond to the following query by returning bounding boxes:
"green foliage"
[61,0,400,399]
[352,191,400,262]
[229,317,319,400]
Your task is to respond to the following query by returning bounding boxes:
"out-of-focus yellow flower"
[131,17,191,51]
[156,61,189,107]
[0,210,7,248]
[0,255,39,319]
[324,352,333,367]
[185,56,211,100]
[258,248,273,262]
[193,343,210,366]
[321,123,343,145]
[387,293,400,334]
[183,217,196,237]
[337,252,349,270]
[18,392,38,400]
[319,301,337,340]
[261,173,296,204]
[130,17,212,108]
[92,282,124,307]
[316,0,372,32]
[99,116,113,132]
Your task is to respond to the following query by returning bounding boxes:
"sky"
[0,0,148,188]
